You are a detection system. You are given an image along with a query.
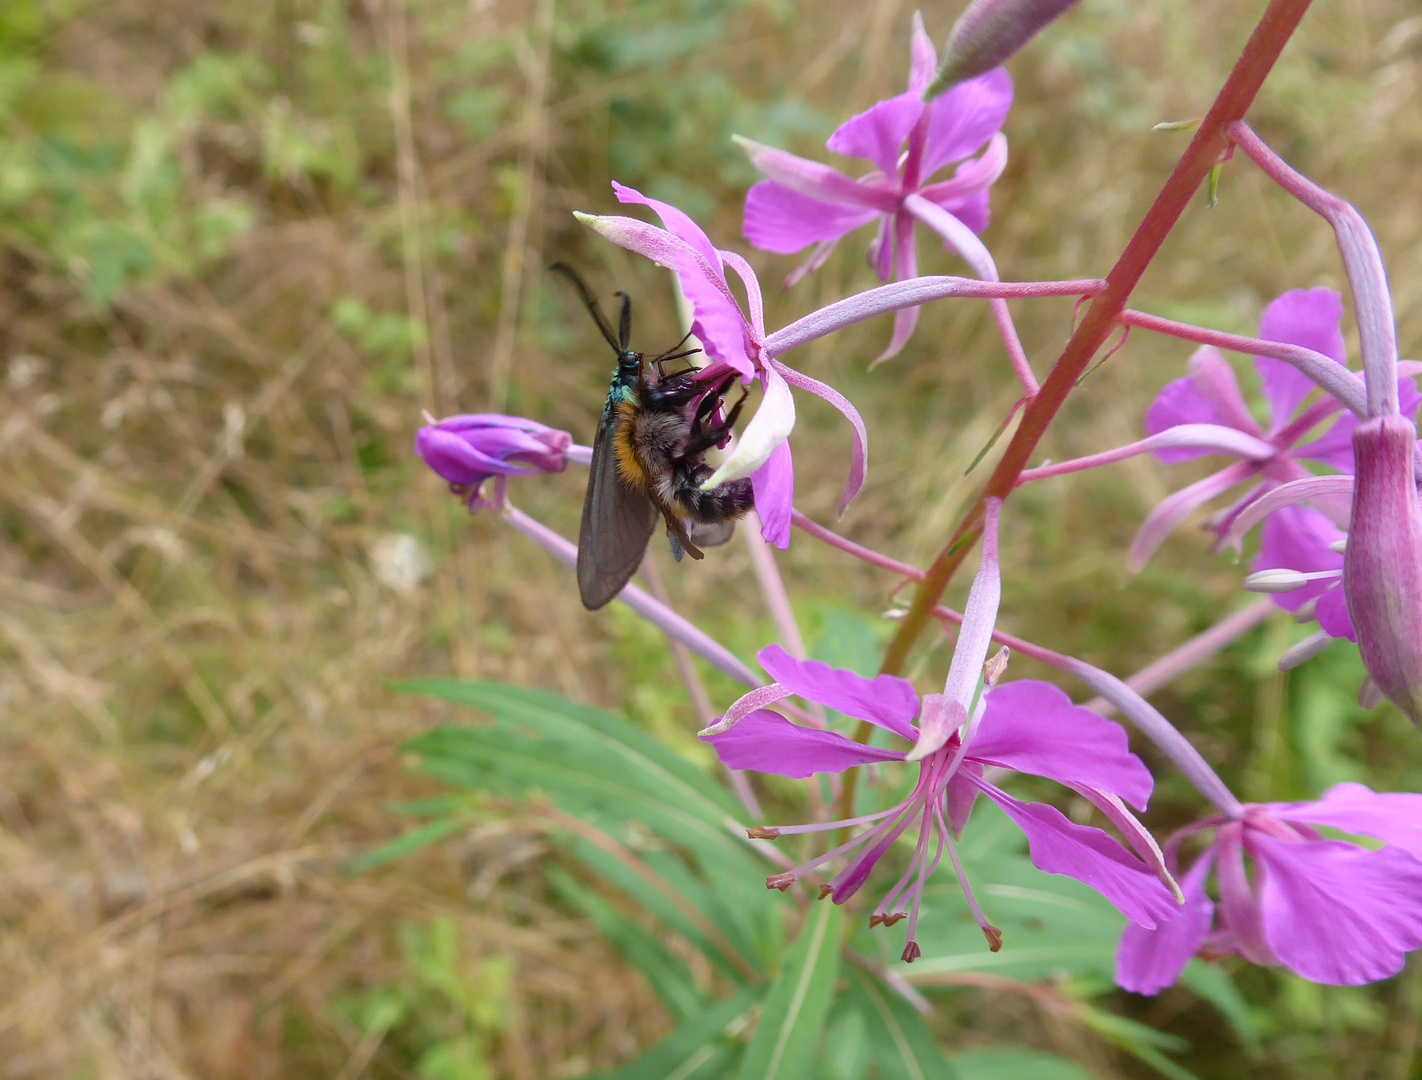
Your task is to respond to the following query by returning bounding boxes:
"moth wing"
[577,413,657,610]
[686,518,736,549]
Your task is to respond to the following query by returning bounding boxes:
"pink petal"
[946,764,983,838]
[1275,783,1422,860]
[1254,288,1347,433]
[1218,474,1355,552]
[906,693,968,763]
[612,180,723,274]
[931,189,991,235]
[921,68,1013,179]
[918,133,1008,235]
[1146,375,1231,463]
[742,180,882,256]
[1116,849,1215,995]
[973,778,1180,927]
[827,91,925,178]
[1214,824,1276,966]
[969,681,1153,810]
[756,643,919,741]
[752,440,793,550]
[736,136,898,212]
[577,209,755,380]
[1251,834,1422,984]
[1314,584,1356,642]
[1251,505,1346,615]
[1128,460,1261,572]
[873,213,920,364]
[770,359,868,515]
[702,708,905,779]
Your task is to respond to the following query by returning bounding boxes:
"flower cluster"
[412,6,1422,1002]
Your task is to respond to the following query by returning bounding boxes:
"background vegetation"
[1,0,1420,1076]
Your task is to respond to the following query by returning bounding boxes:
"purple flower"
[737,13,1012,361]
[415,413,572,512]
[576,183,869,549]
[1117,783,1422,992]
[1130,288,1377,569]
[700,500,1179,960]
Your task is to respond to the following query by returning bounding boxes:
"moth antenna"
[549,262,622,354]
[615,291,633,352]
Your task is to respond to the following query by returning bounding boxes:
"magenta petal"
[827,91,924,178]
[974,779,1180,927]
[1275,783,1422,860]
[1314,583,1356,641]
[1146,374,1232,464]
[612,180,722,274]
[701,708,905,779]
[921,68,1013,179]
[970,681,1153,810]
[946,764,983,838]
[743,180,881,255]
[1255,288,1347,433]
[873,213,920,365]
[752,440,793,550]
[1116,850,1215,996]
[1251,834,1422,984]
[908,12,938,95]
[1251,505,1346,615]
[756,643,919,740]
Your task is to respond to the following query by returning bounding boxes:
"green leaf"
[950,1048,1092,1080]
[585,989,760,1080]
[348,816,466,872]
[548,866,706,1022]
[737,901,844,1080]
[847,969,959,1080]
[1178,960,1261,1057]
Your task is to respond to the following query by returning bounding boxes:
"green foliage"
[367,678,1257,1079]
[333,917,509,1080]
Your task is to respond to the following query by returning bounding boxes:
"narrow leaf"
[737,901,844,1080]
[585,989,760,1080]
[348,817,465,872]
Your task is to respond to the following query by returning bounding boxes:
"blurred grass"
[1,0,1421,1076]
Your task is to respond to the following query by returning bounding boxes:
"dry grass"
[1,0,1421,1076]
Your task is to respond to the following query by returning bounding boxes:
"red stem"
[877,0,1314,679]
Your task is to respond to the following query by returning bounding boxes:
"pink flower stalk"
[737,14,1012,362]
[415,413,574,511]
[701,501,1179,960]
[1118,783,1422,992]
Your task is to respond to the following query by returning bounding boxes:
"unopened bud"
[925,0,1080,99]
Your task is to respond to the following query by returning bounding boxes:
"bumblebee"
[552,264,755,610]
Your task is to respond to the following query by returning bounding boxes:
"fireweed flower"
[415,413,575,511]
[701,501,1179,960]
[577,182,870,549]
[1118,783,1422,992]
[738,13,1012,361]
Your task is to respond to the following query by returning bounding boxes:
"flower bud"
[925,0,1080,99]
[1344,415,1422,724]
[415,414,572,511]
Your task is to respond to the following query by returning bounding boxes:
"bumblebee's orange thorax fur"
[612,398,647,488]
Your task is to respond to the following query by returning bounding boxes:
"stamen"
[766,873,796,891]
[1244,567,1342,593]
[939,806,996,943]
[901,940,922,963]
[747,826,780,839]
[755,806,900,836]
